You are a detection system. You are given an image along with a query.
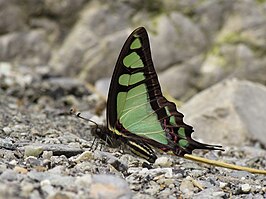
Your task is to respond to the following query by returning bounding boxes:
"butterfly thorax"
[90,124,121,148]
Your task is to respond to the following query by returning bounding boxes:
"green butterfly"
[93,27,222,163]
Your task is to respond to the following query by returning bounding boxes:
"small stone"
[164,179,175,186]
[213,191,226,197]
[0,169,17,181]
[72,151,93,162]
[164,168,173,178]
[20,181,35,197]
[144,181,161,195]
[9,160,17,165]
[40,179,51,186]
[0,164,7,173]
[41,179,55,195]
[48,191,76,199]
[154,156,172,167]
[91,174,132,199]
[157,188,173,198]
[241,184,251,193]
[180,179,194,194]
[25,156,42,166]
[14,166,28,174]
[190,169,205,177]
[42,151,53,159]
[3,127,12,134]
[219,182,227,189]
[13,124,28,132]
[24,146,43,157]
[75,175,92,188]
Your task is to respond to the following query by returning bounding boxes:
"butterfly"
[92,27,223,163]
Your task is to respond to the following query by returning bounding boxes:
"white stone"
[241,184,251,193]
[154,156,172,167]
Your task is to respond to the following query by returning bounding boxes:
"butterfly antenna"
[70,108,99,128]
[70,108,103,150]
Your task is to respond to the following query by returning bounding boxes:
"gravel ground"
[0,66,266,199]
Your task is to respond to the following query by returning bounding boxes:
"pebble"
[47,191,76,199]
[25,156,42,166]
[144,181,161,195]
[14,166,28,174]
[0,169,18,181]
[9,159,17,165]
[24,146,44,157]
[42,151,53,159]
[157,188,173,198]
[180,178,194,195]
[212,191,226,197]
[21,182,35,197]
[2,127,12,134]
[154,156,172,167]
[72,151,94,162]
[75,174,92,188]
[90,175,132,199]
[41,179,55,195]
[241,184,251,193]
[219,182,227,189]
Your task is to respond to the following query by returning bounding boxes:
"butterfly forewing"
[107,27,222,162]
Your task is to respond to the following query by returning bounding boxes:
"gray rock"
[75,174,92,188]
[90,174,132,199]
[0,30,51,66]
[47,191,77,199]
[43,0,87,18]
[196,0,233,41]
[39,77,89,100]
[23,143,83,158]
[0,137,15,150]
[2,127,12,135]
[0,1,26,34]
[179,178,194,196]
[72,151,94,163]
[0,169,17,181]
[25,156,42,167]
[158,55,204,100]
[50,3,133,81]
[193,187,226,199]
[40,179,55,196]
[180,79,266,146]
[199,0,266,89]
[28,171,75,187]
[149,12,207,71]
[143,181,161,195]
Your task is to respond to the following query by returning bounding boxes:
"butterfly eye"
[96,128,102,134]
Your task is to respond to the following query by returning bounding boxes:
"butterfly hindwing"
[106,27,222,162]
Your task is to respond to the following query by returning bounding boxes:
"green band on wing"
[119,72,145,86]
[166,107,176,125]
[179,139,189,148]
[117,92,127,118]
[178,127,186,139]
[118,84,168,145]
[130,38,141,49]
[123,52,144,68]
